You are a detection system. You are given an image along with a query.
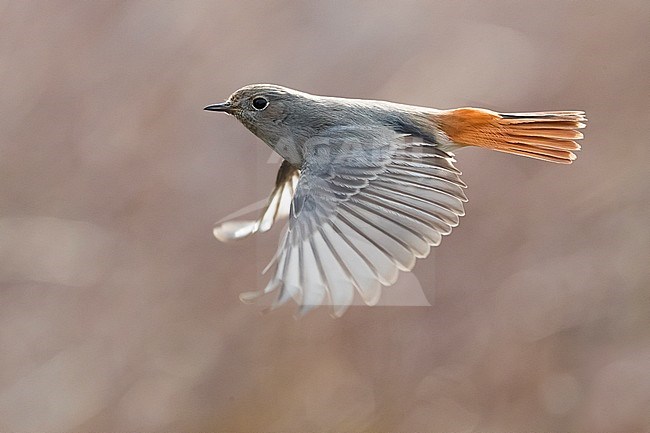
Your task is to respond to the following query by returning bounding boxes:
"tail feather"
[435,108,587,164]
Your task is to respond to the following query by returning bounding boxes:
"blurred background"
[1,1,649,431]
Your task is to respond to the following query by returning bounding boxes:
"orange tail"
[435,108,586,164]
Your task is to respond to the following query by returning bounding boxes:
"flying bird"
[205,85,586,316]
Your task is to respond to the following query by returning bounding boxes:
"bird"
[204,84,586,316]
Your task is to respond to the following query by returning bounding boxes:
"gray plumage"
[205,84,585,316]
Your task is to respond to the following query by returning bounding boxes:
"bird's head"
[205,84,375,166]
[205,84,313,146]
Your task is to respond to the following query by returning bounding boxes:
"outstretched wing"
[242,125,467,316]
[213,160,299,241]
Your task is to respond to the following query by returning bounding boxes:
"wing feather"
[310,231,355,316]
[350,197,444,246]
[214,160,299,241]
[246,126,466,314]
[338,205,415,272]
[296,239,327,314]
[320,223,382,305]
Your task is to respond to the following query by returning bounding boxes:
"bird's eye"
[252,97,269,110]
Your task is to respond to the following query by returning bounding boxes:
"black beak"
[204,102,231,112]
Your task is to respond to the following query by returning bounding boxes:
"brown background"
[1,1,649,432]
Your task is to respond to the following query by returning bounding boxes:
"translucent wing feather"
[213,160,299,241]
[245,126,467,316]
